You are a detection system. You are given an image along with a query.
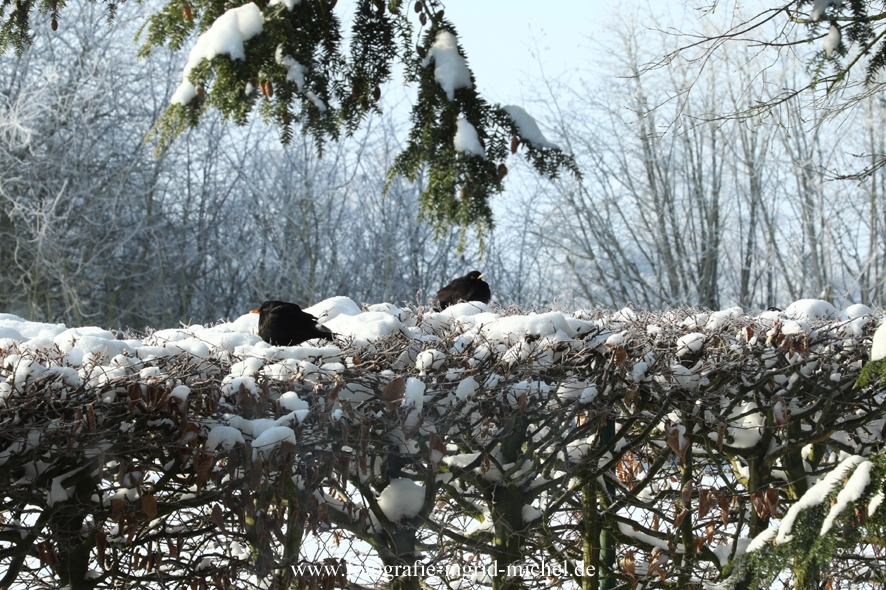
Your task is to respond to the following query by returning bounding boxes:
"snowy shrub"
[0,298,884,590]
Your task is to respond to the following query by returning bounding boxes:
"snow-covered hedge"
[1,298,885,590]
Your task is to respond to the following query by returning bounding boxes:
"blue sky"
[442,0,600,104]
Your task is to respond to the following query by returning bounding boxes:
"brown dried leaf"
[673,509,688,528]
[765,488,780,518]
[497,163,508,180]
[619,549,636,577]
[682,480,694,505]
[751,491,769,519]
[195,453,213,491]
[141,495,157,521]
[719,495,730,525]
[624,385,640,410]
[86,402,96,433]
[613,345,628,366]
[856,506,868,526]
[211,504,225,530]
[95,531,107,566]
[698,488,712,519]
[382,376,406,411]
[111,499,126,517]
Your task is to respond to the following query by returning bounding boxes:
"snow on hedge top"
[502,105,560,149]
[784,298,837,321]
[422,31,472,100]
[454,118,485,158]
[0,299,877,361]
[171,3,264,105]
[0,298,880,409]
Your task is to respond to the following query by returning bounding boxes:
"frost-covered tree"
[654,0,886,176]
[0,0,578,236]
[519,11,886,310]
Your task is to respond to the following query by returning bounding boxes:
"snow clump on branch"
[422,30,473,100]
[171,3,264,105]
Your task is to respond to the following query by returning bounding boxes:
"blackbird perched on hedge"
[434,270,491,310]
[251,300,335,346]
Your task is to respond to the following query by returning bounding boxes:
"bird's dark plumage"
[251,300,335,346]
[434,270,491,310]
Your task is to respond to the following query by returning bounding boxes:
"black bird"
[251,300,335,346]
[434,270,491,310]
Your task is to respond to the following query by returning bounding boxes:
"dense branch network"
[647,0,886,177]
[2,299,886,589]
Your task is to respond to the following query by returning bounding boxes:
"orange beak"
[478,274,484,279]
[250,309,260,314]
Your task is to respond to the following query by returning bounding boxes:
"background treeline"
[2,3,885,329]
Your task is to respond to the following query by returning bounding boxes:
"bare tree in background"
[523,12,886,310]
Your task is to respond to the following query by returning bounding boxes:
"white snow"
[706,307,742,330]
[676,332,705,356]
[456,377,479,400]
[268,0,300,10]
[416,349,446,374]
[824,24,841,57]
[819,459,872,535]
[501,105,560,149]
[872,320,886,361]
[377,478,425,521]
[251,425,296,459]
[171,3,264,105]
[841,304,872,320]
[811,0,837,20]
[522,505,542,522]
[205,425,246,451]
[305,91,327,112]
[480,312,575,345]
[421,31,472,100]
[453,118,485,158]
[711,401,765,448]
[784,299,836,321]
[275,46,306,89]
[745,527,777,553]
[617,522,669,551]
[325,311,406,347]
[776,454,866,544]
[402,377,426,410]
[868,490,885,517]
[279,391,309,412]
[670,364,699,390]
[304,296,362,322]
